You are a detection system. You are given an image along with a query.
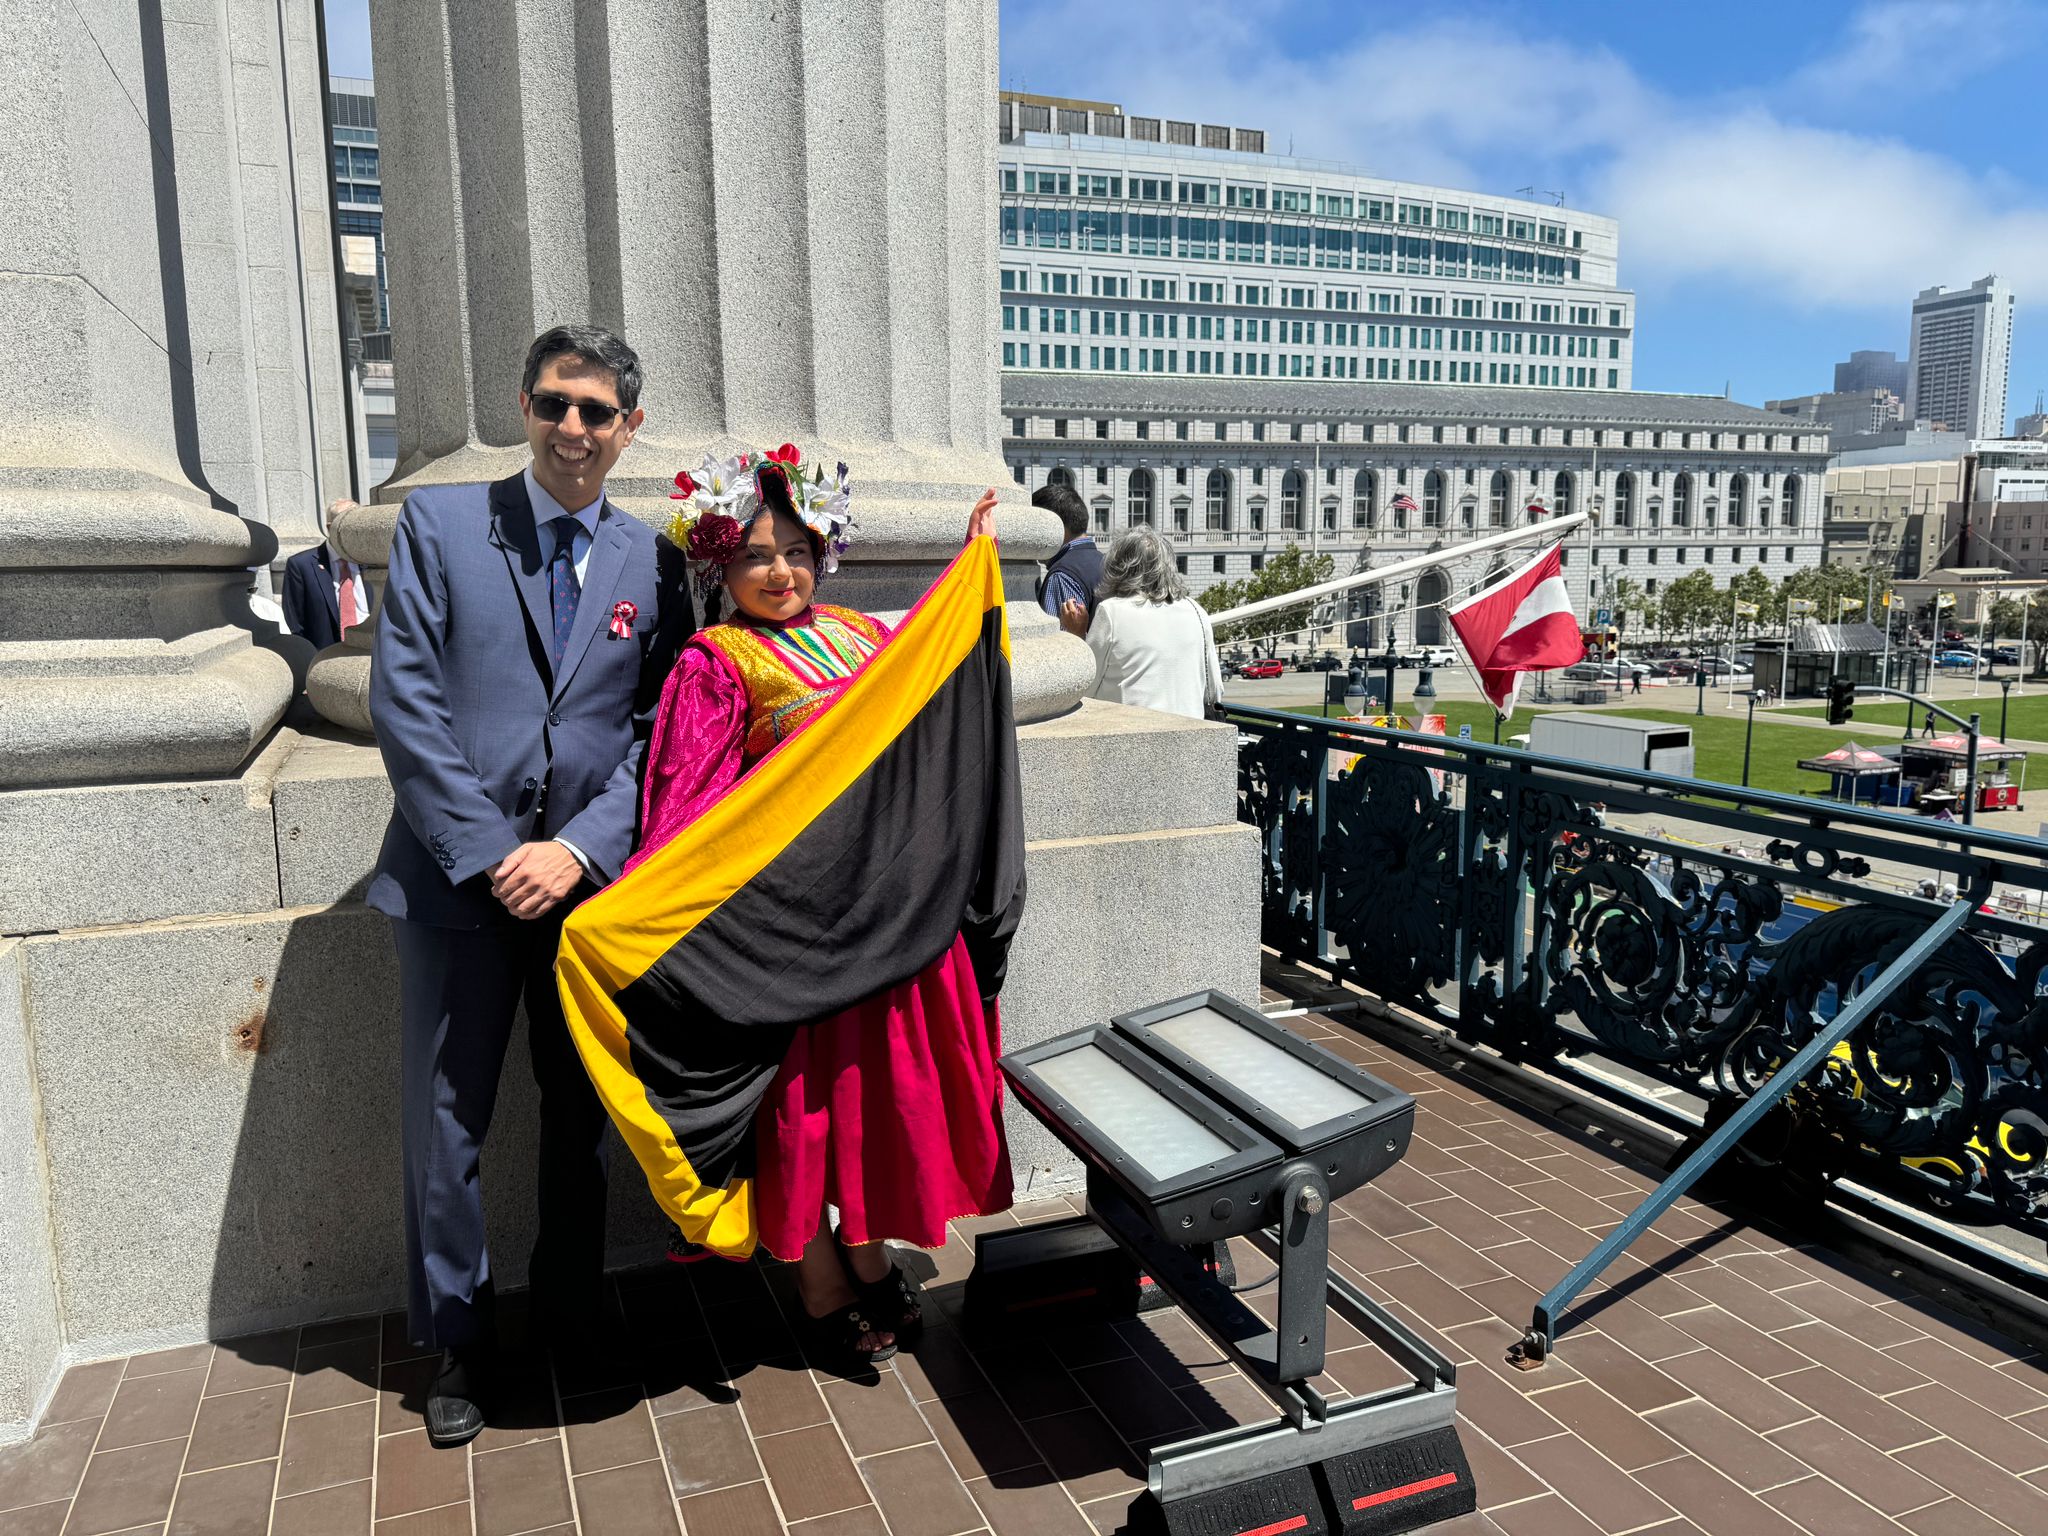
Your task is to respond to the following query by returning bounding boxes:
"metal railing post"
[1517,897,1977,1365]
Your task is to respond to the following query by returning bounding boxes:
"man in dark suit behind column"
[368,324,693,1446]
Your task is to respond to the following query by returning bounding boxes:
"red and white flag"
[1447,543,1582,715]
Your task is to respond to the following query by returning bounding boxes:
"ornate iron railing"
[1227,703,2048,1235]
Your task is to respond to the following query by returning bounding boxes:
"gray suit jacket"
[367,473,693,928]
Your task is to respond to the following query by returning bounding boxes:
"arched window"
[1613,471,1635,527]
[1554,471,1573,519]
[1488,471,1510,527]
[1127,468,1154,526]
[1423,470,1444,526]
[1783,476,1801,527]
[1281,468,1305,530]
[1728,474,1748,528]
[1353,468,1376,529]
[1047,466,1074,490]
[1205,468,1231,530]
[1416,570,1448,645]
[1672,473,1692,527]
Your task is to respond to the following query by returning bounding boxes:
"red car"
[1240,658,1285,680]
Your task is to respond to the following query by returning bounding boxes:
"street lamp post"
[1696,665,1707,717]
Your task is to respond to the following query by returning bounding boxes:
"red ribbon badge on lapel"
[609,600,637,639]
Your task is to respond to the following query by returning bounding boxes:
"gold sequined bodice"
[697,606,887,762]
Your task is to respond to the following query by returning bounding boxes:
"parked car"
[1936,650,1979,670]
[1239,658,1285,680]
[1397,646,1458,668]
[1943,630,1967,644]
[1636,661,1684,679]
[1995,646,2022,665]
[1561,661,1640,683]
[1295,652,1343,672]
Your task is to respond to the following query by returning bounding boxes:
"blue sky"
[324,0,2046,425]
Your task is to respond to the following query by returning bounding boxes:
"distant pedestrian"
[1059,525,1224,720]
[1630,670,1643,695]
[283,498,369,651]
[1031,483,1101,625]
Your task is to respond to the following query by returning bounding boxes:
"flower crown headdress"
[667,445,853,596]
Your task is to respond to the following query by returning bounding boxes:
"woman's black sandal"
[856,1264,927,1349]
[802,1301,897,1372]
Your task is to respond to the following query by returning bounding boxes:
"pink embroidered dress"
[631,604,1013,1260]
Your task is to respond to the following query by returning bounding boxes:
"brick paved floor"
[7,1003,2048,1535]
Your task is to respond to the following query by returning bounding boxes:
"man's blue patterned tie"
[547,516,582,667]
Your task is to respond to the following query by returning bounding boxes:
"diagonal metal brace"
[1516,897,1977,1365]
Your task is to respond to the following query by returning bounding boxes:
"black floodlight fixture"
[1111,990,1415,1199]
[1002,1027,1283,1244]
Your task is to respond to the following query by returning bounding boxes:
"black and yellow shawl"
[556,538,1027,1258]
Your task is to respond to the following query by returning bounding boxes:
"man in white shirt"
[282,498,370,650]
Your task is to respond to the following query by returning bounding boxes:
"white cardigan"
[1083,595,1226,720]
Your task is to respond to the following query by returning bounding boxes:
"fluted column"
[0,0,292,788]
[317,0,1093,732]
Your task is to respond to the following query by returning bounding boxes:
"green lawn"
[1783,688,2048,743]
[1298,698,2048,798]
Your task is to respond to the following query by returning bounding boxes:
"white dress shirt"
[523,465,603,584]
[329,549,368,624]
[522,464,608,878]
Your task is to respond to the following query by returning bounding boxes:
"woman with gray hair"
[1057,525,1225,719]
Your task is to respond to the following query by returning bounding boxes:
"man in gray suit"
[369,325,692,1445]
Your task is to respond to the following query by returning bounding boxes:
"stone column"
[316,0,1092,733]
[0,0,293,789]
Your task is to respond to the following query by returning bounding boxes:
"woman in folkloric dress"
[559,445,1024,1374]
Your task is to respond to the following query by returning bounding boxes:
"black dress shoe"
[425,1349,486,1448]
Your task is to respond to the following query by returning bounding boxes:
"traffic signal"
[1826,676,1856,725]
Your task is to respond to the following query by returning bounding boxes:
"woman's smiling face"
[725,501,818,624]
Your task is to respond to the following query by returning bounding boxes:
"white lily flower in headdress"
[695,453,748,511]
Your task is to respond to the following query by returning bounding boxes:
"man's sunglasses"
[528,390,627,431]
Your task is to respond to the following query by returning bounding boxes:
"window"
[1046,467,1073,490]
[1281,469,1305,530]
[1613,472,1634,527]
[1213,555,1226,574]
[1553,471,1572,519]
[1488,471,1509,527]
[1053,418,1069,438]
[1728,474,1747,527]
[1423,470,1444,527]
[1672,473,1692,527]
[1783,476,1801,527]
[1092,500,1110,532]
[1128,468,1154,526]
[1094,418,1109,439]
[1206,468,1231,531]
[1353,468,1376,528]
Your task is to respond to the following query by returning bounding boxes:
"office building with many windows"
[997,93,1635,396]
[1907,275,2013,439]
[327,75,395,486]
[1004,376,1829,646]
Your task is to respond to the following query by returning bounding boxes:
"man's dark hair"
[522,325,643,411]
[1032,482,1090,541]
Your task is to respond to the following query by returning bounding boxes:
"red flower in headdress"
[670,469,697,500]
[686,509,744,564]
[767,443,801,468]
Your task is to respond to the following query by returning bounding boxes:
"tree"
[1198,544,1336,654]
[1661,569,1718,640]
[1609,576,1643,640]
[1729,566,1774,629]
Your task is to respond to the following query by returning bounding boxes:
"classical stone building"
[0,0,1255,1443]
[1005,377,1830,645]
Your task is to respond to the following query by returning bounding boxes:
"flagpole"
[1205,511,1590,627]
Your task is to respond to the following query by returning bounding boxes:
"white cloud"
[999,0,2048,312]
[1788,0,2028,98]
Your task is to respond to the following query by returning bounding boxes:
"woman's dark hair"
[753,466,826,564]
[522,325,643,411]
